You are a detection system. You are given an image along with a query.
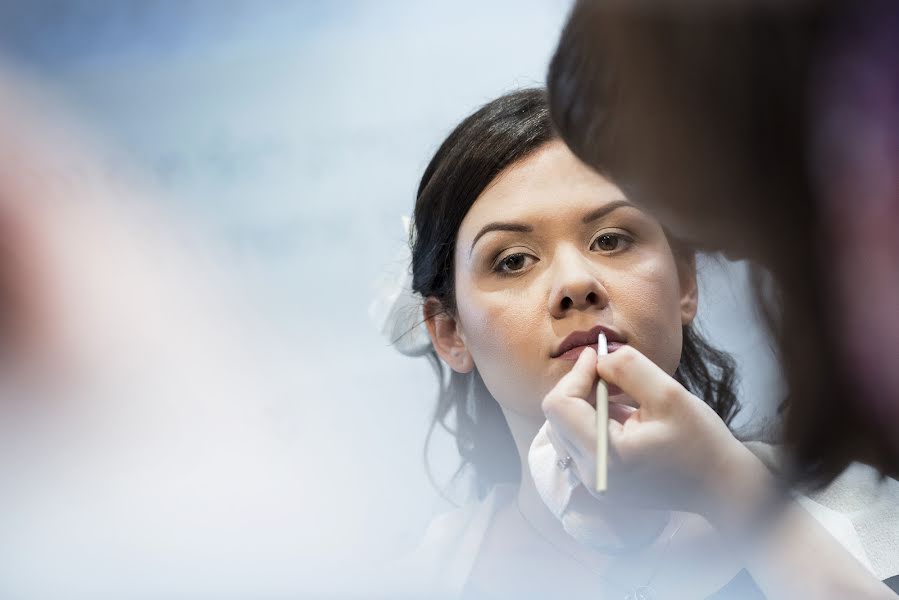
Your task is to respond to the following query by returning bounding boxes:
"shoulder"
[801,461,899,581]
[745,441,899,581]
[388,485,513,598]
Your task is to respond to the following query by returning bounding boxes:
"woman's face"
[441,141,697,418]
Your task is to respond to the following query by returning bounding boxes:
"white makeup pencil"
[596,332,608,494]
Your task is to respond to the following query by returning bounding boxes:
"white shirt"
[397,444,899,598]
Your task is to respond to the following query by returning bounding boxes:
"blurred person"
[547,0,899,487]
[387,89,898,599]
[0,64,331,599]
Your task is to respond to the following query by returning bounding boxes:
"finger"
[546,422,584,477]
[544,392,598,462]
[548,406,620,492]
[553,346,598,400]
[606,418,628,464]
[595,345,683,415]
[545,422,566,457]
[541,347,601,468]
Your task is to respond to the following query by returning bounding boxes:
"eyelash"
[590,231,634,253]
[490,232,634,276]
[492,252,537,276]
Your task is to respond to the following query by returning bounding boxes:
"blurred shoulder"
[388,484,513,598]
[745,440,899,581]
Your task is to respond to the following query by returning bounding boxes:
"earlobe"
[681,285,698,326]
[423,297,474,374]
[449,347,474,373]
[677,258,699,326]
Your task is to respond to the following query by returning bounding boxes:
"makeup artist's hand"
[542,344,767,520]
[544,346,898,600]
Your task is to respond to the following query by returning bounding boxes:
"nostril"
[586,291,598,305]
[560,297,573,310]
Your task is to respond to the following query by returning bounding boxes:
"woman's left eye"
[591,232,631,253]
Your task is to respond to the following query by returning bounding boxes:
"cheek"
[613,260,685,375]
[454,275,548,409]
[455,282,541,368]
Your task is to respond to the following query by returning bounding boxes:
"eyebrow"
[468,199,633,256]
[581,199,632,224]
[469,222,533,255]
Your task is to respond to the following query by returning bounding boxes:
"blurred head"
[546,0,898,484]
[547,0,823,264]
[411,89,738,497]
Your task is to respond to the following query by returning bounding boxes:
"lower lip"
[556,342,623,361]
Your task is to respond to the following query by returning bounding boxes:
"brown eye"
[502,255,526,270]
[493,252,536,275]
[593,233,621,252]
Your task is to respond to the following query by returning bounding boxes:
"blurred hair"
[411,88,739,499]
[547,0,895,486]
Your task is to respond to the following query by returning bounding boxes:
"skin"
[427,140,697,418]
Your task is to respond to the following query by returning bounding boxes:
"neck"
[501,406,672,566]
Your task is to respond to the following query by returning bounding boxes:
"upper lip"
[551,325,626,358]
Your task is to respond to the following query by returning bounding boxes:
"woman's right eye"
[493,252,536,275]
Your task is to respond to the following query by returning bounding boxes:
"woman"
[393,89,897,598]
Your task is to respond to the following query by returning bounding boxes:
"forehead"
[459,141,625,235]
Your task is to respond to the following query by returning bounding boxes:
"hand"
[541,344,754,518]
[543,346,894,600]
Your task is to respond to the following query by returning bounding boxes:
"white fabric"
[393,486,510,598]
[402,439,899,598]
[368,216,431,357]
[523,427,899,578]
[528,421,612,549]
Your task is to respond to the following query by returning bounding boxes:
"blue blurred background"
[0,0,781,589]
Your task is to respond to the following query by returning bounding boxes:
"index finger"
[595,345,683,414]
[553,345,598,401]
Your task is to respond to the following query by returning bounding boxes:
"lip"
[551,324,626,360]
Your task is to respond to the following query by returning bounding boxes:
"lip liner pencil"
[596,332,608,494]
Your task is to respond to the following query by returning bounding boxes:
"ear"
[676,255,699,326]
[423,297,474,374]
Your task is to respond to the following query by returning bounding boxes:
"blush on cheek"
[612,274,685,376]
[456,294,547,414]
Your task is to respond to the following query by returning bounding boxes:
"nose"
[547,248,609,319]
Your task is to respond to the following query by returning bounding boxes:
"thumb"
[596,345,681,416]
